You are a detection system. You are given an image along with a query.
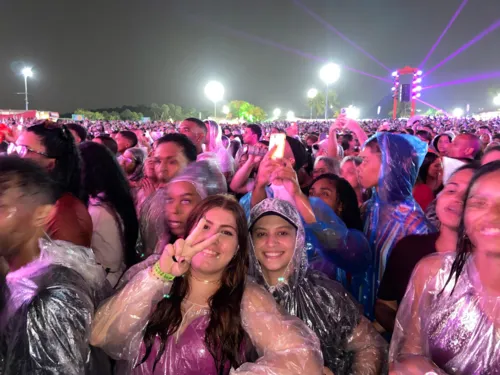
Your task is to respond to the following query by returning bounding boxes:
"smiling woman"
[91,194,323,375]
[390,161,500,374]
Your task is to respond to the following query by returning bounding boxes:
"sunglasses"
[7,143,49,158]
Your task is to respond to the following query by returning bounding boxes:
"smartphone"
[269,133,286,160]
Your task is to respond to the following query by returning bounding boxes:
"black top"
[378,232,439,305]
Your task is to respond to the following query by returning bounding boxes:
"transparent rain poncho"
[390,252,500,374]
[91,268,324,374]
[137,160,227,258]
[361,132,435,318]
[248,198,387,375]
[0,238,111,375]
[240,189,372,296]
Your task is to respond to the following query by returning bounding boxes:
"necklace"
[190,272,220,285]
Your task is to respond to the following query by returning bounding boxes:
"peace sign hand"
[158,217,220,277]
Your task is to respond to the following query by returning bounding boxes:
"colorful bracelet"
[152,262,176,282]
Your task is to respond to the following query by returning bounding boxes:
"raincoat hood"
[370,132,428,203]
[169,159,227,199]
[248,198,307,291]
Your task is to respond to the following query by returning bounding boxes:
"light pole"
[494,94,500,107]
[307,88,318,119]
[204,81,224,118]
[273,108,281,118]
[319,63,340,120]
[22,67,33,111]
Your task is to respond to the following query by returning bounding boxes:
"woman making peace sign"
[91,195,323,375]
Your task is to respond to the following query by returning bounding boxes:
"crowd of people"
[0,112,500,374]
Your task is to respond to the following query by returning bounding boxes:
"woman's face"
[15,131,52,169]
[312,159,330,180]
[119,150,137,174]
[436,168,474,231]
[251,214,296,276]
[165,181,202,238]
[437,136,451,154]
[191,207,239,276]
[464,170,500,257]
[238,153,249,170]
[428,158,443,179]
[340,160,359,190]
[358,147,381,189]
[481,150,500,166]
[309,179,338,213]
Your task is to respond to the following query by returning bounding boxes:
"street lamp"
[319,63,341,120]
[286,111,295,120]
[494,94,500,106]
[452,108,464,118]
[273,108,281,118]
[222,105,230,115]
[21,67,33,111]
[204,81,224,118]
[307,88,318,119]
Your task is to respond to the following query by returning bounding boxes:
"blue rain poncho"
[360,132,436,319]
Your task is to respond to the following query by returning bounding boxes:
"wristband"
[152,262,176,282]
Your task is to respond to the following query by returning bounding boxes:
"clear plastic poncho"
[137,160,227,258]
[390,252,500,374]
[240,190,372,296]
[0,238,111,375]
[91,268,324,374]
[248,198,388,375]
[361,132,435,318]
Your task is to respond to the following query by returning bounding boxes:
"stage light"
[452,108,464,117]
[413,86,422,92]
[417,70,423,76]
[222,105,230,115]
[414,78,422,83]
[273,108,281,117]
[392,71,398,77]
[391,87,396,91]
[286,111,295,120]
[494,94,500,106]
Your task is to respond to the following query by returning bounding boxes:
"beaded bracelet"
[152,262,176,283]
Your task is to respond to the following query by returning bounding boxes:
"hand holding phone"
[269,133,286,160]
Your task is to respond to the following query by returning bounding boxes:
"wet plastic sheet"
[249,199,387,375]
[390,252,500,374]
[0,239,110,375]
[91,267,324,374]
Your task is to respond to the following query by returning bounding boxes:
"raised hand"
[159,217,220,277]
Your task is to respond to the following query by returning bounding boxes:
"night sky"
[1,0,499,117]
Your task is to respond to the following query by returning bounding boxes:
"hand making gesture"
[159,217,220,276]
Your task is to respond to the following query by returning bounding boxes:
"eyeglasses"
[7,143,49,158]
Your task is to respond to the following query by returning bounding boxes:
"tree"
[307,89,340,118]
[228,100,267,122]
[120,109,135,121]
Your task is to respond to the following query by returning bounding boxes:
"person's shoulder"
[242,280,278,313]
[412,252,453,283]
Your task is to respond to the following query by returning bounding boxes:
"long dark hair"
[26,122,84,202]
[418,152,440,184]
[79,142,139,267]
[310,173,363,231]
[142,195,249,373]
[442,161,500,294]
